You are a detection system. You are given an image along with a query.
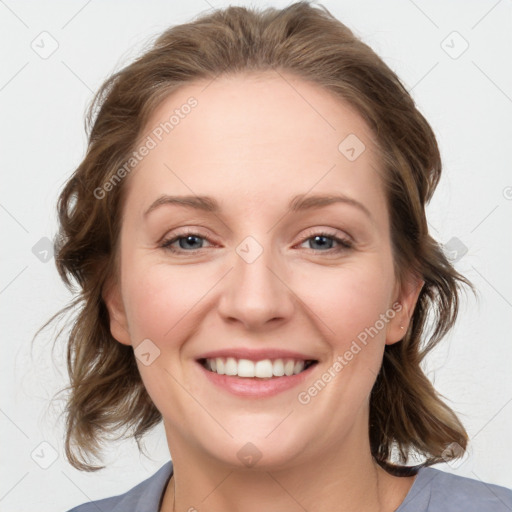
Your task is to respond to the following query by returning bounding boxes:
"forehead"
[124,71,386,225]
[141,71,377,159]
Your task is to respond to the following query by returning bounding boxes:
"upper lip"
[196,348,318,362]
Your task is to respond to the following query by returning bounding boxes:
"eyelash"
[159,229,353,255]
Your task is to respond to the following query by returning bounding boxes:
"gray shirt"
[67,460,512,511]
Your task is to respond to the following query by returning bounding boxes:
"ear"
[386,271,424,345]
[102,276,131,346]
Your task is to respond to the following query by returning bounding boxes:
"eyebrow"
[143,193,373,220]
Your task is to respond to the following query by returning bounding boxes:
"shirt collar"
[111,460,174,512]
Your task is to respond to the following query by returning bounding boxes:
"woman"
[49,2,512,511]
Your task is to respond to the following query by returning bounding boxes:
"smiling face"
[104,71,422,471]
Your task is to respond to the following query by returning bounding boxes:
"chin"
[203,427,310,472]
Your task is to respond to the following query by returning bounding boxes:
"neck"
[160,423,415,512]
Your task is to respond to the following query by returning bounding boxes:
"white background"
[1,0,511,510]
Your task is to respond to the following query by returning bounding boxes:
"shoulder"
[66,461,173,512]
[399,466,512,512]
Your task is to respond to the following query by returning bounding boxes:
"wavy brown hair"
[42,1,476,471]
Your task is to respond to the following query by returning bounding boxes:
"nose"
[217,238,295,330]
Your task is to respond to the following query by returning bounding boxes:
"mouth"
[197,357,318,379]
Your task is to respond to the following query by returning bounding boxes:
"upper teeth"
[205,358,308,378]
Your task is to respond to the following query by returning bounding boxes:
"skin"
[104,71,424,512]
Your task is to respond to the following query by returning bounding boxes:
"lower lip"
[196,361,317,398]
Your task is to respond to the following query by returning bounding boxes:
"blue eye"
[161,233,210,252]
[300,232,353,252]
[160,230,353,254]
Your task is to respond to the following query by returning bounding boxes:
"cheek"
[292,257,394,357]
[120,257,213,417]
[122,260,210,343]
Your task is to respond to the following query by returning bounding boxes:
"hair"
[42,0,476,472]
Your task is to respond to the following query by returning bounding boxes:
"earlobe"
[386,273,424,345]
[102,277,131,346]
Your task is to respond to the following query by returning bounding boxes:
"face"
[104,72,422,470]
